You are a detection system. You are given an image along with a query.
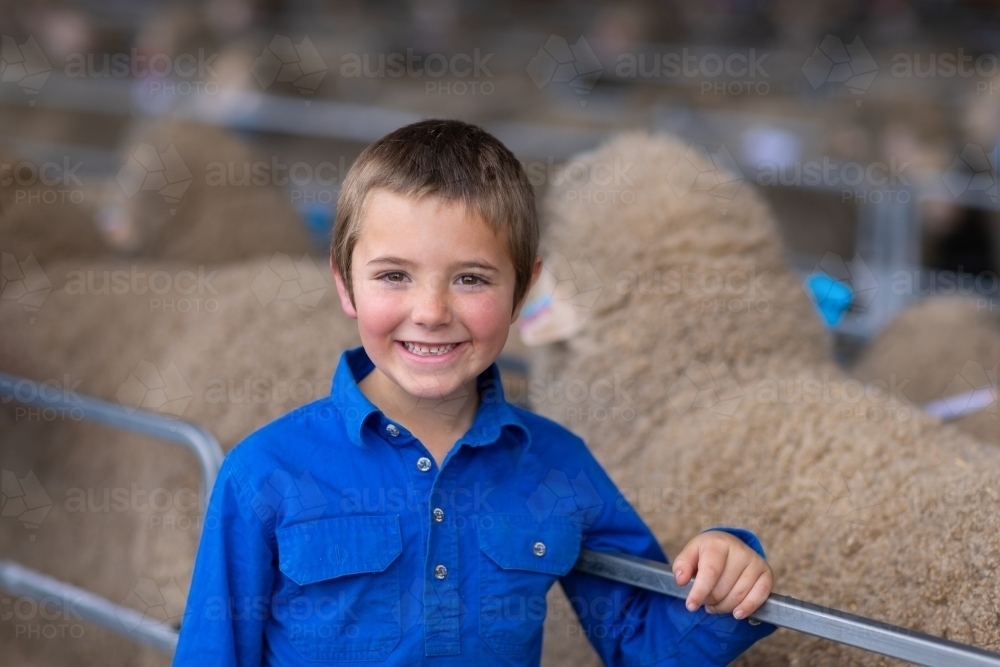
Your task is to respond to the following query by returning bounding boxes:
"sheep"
[101,116,319,262]
[0,142,114,262]
[851,296,999,446]
[0,256,360,667]
[0,118,317,266]
[529,133,1000,667]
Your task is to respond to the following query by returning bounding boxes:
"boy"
[172,120,776,665]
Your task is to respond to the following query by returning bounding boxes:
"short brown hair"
[331,119,538,312]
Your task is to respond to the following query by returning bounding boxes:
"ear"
[511,255,544,323]
[330,255,358,319]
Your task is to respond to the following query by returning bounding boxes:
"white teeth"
[403,342,458,356]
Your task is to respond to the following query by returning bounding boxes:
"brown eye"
[458,274,485,286]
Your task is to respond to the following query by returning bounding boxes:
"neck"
[359,367,481,455]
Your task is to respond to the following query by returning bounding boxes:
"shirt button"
[434,564,448,579]
[416,457,432,472]
[385,423,400,437]
[533,541,546,557]
[432,507,444,522]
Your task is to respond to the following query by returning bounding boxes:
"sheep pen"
[102,117,318,262]
[530,134,1000,667]
[0,257,360,667]
[0,139,112,263]
[1,117,317,267]
[851,296,999,447]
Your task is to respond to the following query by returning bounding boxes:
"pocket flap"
[478,514,582,576]
[276,515,402,586]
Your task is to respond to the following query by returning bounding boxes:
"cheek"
[459,292,513,344]
[354,288,405,338]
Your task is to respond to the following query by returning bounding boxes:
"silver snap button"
[385,423,400,437]
[432,507,444,522]
[434,564,448,579]
[416,457,432,472]
[533,541,546,557]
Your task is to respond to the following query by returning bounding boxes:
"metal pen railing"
[0,371,224,652]
[3,371,1000,665]
[574,549,1000,667]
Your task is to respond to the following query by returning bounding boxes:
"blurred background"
[0,0,997,349]
[1,1,999,665]
[0,0,1000,336]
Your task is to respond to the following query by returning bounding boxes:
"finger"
[672,540,701,587]
[733,570,774,620]
[711,564,761,614]
[684,543,728,611]
[704,555,746,609]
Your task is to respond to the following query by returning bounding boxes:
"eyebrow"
[455,260,500,273]
[366,257,501,273]
[366,256,414,267]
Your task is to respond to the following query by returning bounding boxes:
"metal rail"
[923,386,998,422]
[574,549,1000,667]
[0,559,179,653]
[0,371,224,492]
[5,370,1000,663]
[0,371,224,652]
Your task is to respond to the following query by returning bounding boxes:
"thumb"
[672,539,701,587]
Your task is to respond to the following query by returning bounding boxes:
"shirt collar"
[330,345,530,451]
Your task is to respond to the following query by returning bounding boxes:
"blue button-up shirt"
[172,346,775,666]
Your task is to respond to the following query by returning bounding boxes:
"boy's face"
[333,190,538,403]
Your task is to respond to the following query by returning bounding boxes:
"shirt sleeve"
[172,446,276,667]
[556,441,776,667]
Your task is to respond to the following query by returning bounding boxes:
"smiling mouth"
[401,341,461,356]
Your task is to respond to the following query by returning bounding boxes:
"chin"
[400,374,472,401]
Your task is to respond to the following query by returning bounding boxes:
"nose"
[409,279,452,328]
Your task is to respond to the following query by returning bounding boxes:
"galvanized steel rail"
[0,559,180,653]
[0,371,224,652]
[574,549,1000,667]
[4,370,1000,663]
[923,386,998,422]
[0,371,224,492]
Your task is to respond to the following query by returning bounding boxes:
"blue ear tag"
[804,273,853,327]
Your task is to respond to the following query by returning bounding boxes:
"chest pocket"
[478,513,582,654]
[275,514,403,662]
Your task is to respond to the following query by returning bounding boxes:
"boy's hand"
[672,530,773,620]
